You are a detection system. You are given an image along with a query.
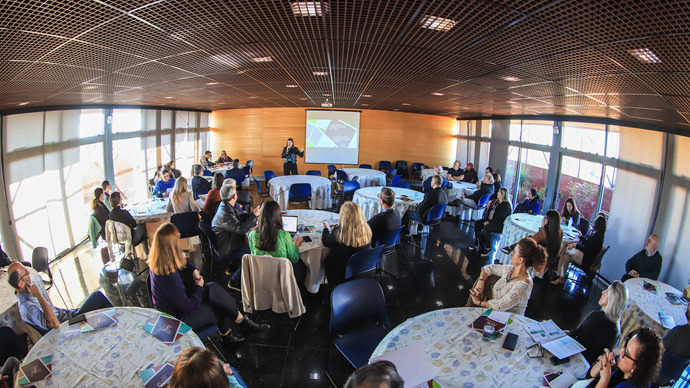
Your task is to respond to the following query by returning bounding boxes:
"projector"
[321,99,333,107]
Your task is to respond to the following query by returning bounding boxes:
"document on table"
[541,336,587,360]
[370,342,434,388]
[524,319,566,344]
[487,310,512,325]
[659,312,676,329]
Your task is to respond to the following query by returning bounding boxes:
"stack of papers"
[525,320,586,360]
[659,313,676,329]
[470,309,513,333]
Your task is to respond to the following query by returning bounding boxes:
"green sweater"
[248,230,300,264]
[625,249,662,280]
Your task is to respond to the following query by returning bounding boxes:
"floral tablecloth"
[342,168,386,188]
[446,181,478,217]
[127,198,172,224]
[268,175,332,210]
[0,268,42,342]
[371,307,589,388]
[21,307,204,388]
[494,214,580,265]
[353,187,424,220]
[283,210,339,293]
[620,278,688,343]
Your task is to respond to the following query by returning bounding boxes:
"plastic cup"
[483,323,495,341]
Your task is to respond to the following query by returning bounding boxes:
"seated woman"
[167,177,200,214]
[148,223,268,345]
[168,347,247,388]
[561,197,581,227]
[468,237,547,315]
[587,327,663,388]
[568,281,628,364]
[533,210,563,276]
[153,169,176,197]
[322,201,372,286]
[514,188,541,215]
[470,187,512,255]
[201,173,226,216]
[248,200,307,283]
[92,187,110,240]
[552,214,606,285]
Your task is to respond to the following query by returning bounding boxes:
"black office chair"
[32,247,67,307]
[654,352,690,387]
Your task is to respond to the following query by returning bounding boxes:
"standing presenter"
[281,138,304,175]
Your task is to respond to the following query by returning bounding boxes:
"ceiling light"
[165,96,174,99]
[291,2,328,16]
[629,48,661,63]
[501,76,521,82]
[83,85,98,90]
[17,102,30,106]
[431,92,444,96]
[362,94,372,98]
[322,93,331,97]
[361,103,369,106]
[508,100,517,104]
[401,103,411,106]
[286,84,298,88]
[205,82,219,85]
[251,56,273,63]
[249,96,258,99]
[322,99,333,107]
[300,97,308,100]
[313,71,328,76]
[420,15,457,31]
[393,108,400,111]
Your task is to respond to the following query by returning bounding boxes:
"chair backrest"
[170,211,201,239]
[359,164,372,169]
[264,170,276,183]
[426,203,448,224]
[391,180,410,189]
[395,161,408,174]
[330,278,387,336]
[253,177,265,194]
[343,181,360,194]
[289,183,312,201]
[589,245,610,273]
[105,220,134,262]
[412,162,422,172]
[306,170,322,176]
[390,174,402,184]
[242,166,251,177]
[345,246,384,280]
[378,161,392,171]
[198,218,217,251]
[202,170,213,176]
[579,218,590,235]
[31,247,50,274]
[240,254,306,318]
[376,225,404,253]
[656,352,690,387]
[477,193,493,208]
[246,160,254,174]
[327,164,337,177]
[336,170,348,183]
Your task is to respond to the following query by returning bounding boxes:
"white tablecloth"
[620,278,688,343]
[445,181,478,216]
[341,168,386,187]
[495,214,580,264]
[21,307,204,388]
[353,187,424,220]
[371,307,589,388]
[269,175,332,210]
[421,168,436,182]
[0,268,41,342]
[127,198,172,224]
[284,210,339,293]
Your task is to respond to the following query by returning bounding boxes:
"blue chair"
[170,212,200,239]
[390,174,402,185]
[386,168,398,185]
[378,161,392,171]
[329,279,389,369]
[289,183,312,204]
[359,164,372,169]
[345,246,384,280]
[306,170,322,176]
[264,170,276,185]
[425,203,447,226]
[375,225,405,279]
[342,181,360,201]
[391,180,409,189]
[327,164,337,181]
[335,170,348,183]
[242,166,251,179]
[253,177,272,204]
[245,160,254,175]
[654,352,690,387]
[202,170,213,176]
[460,193,493,224]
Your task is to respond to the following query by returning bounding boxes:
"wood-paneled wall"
[210,108,457,177]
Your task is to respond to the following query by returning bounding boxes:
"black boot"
[239,317,270,334]
[221,331,245,346]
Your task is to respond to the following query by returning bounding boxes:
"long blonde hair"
[171,176,189,205]
[148,223,187,276]
[337,201,372,247]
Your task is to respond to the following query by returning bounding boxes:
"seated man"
[367,187,401,247]
[422,165,452,192]
[153,169,176,197]
[200,150,215,168]
[622,234,662,281]
[462,162,478,183]
[7,263,112,332]
[458,172,495,207]
[109,191,147,247]
[223,178,247,214]
[403,175,448,230]
[168,161,182,182]
[216,150,232,164]
[191,164,212,202]
[212,185,260,289]
[101,180,113,210]
[447,160,464,181]
[224,159,245,187]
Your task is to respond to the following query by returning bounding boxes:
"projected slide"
[305,110,360,164]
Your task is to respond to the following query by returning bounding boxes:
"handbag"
[119,253,137,273]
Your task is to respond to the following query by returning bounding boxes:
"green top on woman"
[248,229,300,263]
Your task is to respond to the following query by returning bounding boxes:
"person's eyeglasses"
[622,347,637,362]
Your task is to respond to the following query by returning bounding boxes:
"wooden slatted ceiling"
[0,0,690,131]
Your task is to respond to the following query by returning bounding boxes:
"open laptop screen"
[282,215,298,233]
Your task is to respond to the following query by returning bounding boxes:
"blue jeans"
[74,291,113,316]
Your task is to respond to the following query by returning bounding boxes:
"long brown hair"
[212,173,225,190]
[91,187,104,210]
[337,202,372,247]
[171,176,189,204]
[168,347,229,388]
[148,223,187,276]
[256,201,283,252]
[543,210,564,266]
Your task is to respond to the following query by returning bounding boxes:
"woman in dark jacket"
[552,214,606,285]
[561,197,581,228]
[322,201,372,286]
[281,138,304,175]
[470,188,512,255]
[91,187,110,239]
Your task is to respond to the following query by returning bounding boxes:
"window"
[561,122,606,155]
[510,120,553,146]
[112,109,141,134]
[113,138,148,204]
[558,156,604,222]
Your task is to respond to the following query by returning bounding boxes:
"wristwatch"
[478,276,485,281]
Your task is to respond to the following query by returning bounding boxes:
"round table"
[421,168,436,182]
[371,307,590,388]
[21,307,204,387]
[341,168,386,187]
[268,175,333,210]
[284,210,339,293]
[620,278,688,343]
[494,214,580,265]
[0,267,42,342]
[445,181,478,216]
[352,187,424,220]
[127,198,172,224]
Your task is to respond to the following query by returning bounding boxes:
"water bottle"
[567,217,573,228]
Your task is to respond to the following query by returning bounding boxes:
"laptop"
[282,215,299,236]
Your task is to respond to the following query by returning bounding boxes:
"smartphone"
[550,355,570,366]
[68,314,86,325]
[302,236,312,243]
[502,333,518,351]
